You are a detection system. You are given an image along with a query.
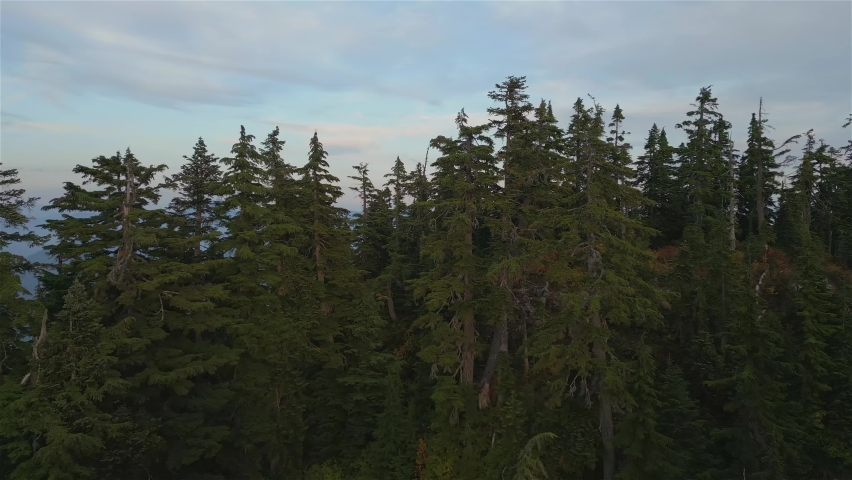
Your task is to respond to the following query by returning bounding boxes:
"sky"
[1,0,850,226]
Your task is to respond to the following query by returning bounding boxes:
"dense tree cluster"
[2,77,852,480]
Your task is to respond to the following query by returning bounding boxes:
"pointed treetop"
[455,109,468,129]
[487,75,530,105]
[261,126,286,158]
[611,104,625,122]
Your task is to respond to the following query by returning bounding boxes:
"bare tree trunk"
[729,141,738,251]
[460,313,475,385]
[195,207,203,257]
[386,279,398,321]
[478,313,508,408]
[314,230,324,283]
[313,185,325,282]
[591,312,614,480]
[756,98,765,248]
[25,310,49,386]
[587,232,613,480]
[599,393,615,480]
[460,225,476,385]
[360,181,368,247]
[109,159,137,286]
[522,318,529,376]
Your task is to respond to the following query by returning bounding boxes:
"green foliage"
[11,280,137,480]
[513,432,556,480]
[635,125,680,245]
[736,101,790,244]
[615,340,682,480]
[2,76,851,480]
[0,163,45,250]
[165,137,222,259]
[0,163,46,477]
[305,461,344,480]
[674,86,729,230]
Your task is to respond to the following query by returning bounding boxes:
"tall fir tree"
[0,163,47,477]
[532,99,665,480]
[9,279,131,480]
[635,125,679,246]
[675,86,727,230]
[480,76,535,407]
[37,149,181,478]
[212,126,307,477]
[165,137,222,260]
[411,109,501,479]
[614,339,682,480]
[736,101,784,246]
[379,156,411,322]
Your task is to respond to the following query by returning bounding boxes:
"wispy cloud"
[262,111,495,156]
[1,111,108,134]
[1,2,491,109]
[1,1,848,208]
[269,120,448,139]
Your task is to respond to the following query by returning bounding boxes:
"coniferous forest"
[2,77,852,480]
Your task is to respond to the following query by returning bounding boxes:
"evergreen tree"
[36,149,172,477]
[706,260,802,479]
[413,109,501,387]
[298,132,349,283]
[379,156,411,322]
[777,136,852,475]
[635,125,680,246]
[349,163,393,277]
[10,280,132,480]
[532,99,665,480]
[355,363,416,480]
[614,339,681,480]
[674,87,727,230]
[823,275,852,475]
[655,359,712,479]
[0,163,44,252]
[607,104,633,221]
[411,109,501,479]
[0,162,45,373]
[736,101,784,246]
[1,75,849,480]
[481,76,536,407]
[165,137,222,259]
[811,141,850,264]
[287,132,393,474]
[0,163,47,477]
[261,126,298,197]
[211,125,309,477]
[157,138,237,478]
[512,432,557,480]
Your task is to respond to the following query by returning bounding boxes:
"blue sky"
[2,0,850,223]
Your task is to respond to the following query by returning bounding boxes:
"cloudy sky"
[2,0,850,216]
